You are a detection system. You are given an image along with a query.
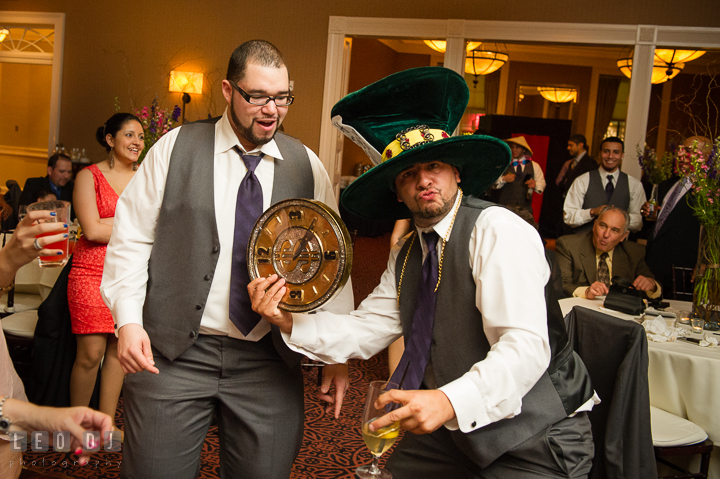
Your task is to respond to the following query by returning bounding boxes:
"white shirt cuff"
[114,300,145,335]
[439,375,491,433]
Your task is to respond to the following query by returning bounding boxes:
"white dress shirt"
[493,157,547,194]
[100,109,353,340]
[285,194,554,433]
[563,167,647,232]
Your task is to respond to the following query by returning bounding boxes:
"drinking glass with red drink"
[27,200,71,267]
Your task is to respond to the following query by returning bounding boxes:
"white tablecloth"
[2,258,62,313]
[560,297,719,477]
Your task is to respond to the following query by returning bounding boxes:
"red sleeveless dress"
[68,164,118,334]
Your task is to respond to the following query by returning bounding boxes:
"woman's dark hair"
[96,113,142,152]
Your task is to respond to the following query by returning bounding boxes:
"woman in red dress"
[68,113,144,426]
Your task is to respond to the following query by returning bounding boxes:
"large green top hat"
[333,66,511,221]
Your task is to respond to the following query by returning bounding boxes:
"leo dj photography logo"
[6,430,122,452]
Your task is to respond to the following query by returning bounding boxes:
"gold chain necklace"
[396,188,463,305]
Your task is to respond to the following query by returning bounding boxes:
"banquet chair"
[652,406,714,479]
[565,306,657,478]
[671,265,694,301]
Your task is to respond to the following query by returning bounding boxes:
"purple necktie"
[229,152,263,335]
[605,175,615,203]
[389,231,439,391]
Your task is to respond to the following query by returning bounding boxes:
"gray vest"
[395,196,593,468]
[142,118,314,363]
[583,168,630,211]
[498,161,533,209]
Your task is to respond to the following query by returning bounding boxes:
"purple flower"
[172,105,181,122]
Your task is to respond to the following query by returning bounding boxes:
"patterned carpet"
[22,234,397,479]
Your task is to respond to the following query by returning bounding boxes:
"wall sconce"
[0,28,9,43]
[169,71,204,124]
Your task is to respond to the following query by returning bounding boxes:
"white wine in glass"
[356,380,400,479]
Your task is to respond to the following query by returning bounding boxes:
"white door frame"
[319,17,720,185]
[0,11,65,155]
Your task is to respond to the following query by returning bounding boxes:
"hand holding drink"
[357,381,401,479]
[26,200,71,267]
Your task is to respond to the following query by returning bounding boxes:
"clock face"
[247,199,353,312]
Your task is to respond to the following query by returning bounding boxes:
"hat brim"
[341,135,511,221]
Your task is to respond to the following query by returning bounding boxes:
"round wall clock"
[247,198,353,312]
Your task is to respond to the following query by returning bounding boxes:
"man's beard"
[230,107,277,147]
[410,188,458,221]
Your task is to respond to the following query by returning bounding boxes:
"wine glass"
[17,205,27,222]
[356,380,400,478]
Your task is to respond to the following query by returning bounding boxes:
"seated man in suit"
[556,206,661,299]
[19,153,74,207]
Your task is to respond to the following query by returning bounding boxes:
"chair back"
[565,306,658,478]
[671,265,694,301]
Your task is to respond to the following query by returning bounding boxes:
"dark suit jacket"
[19,175,74,206]
[645,177,700,294]
[559,153,598,196]
[556,231,655,298]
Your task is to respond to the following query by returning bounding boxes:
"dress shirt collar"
[214,108,285,160]
[416,189,463,254]
[595,248,614,262]
[574,150,586,165]
[598,166,619,183]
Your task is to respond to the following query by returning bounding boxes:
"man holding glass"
[251,67,597,478]
[101,40,352,479]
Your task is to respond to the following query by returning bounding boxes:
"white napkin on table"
[642,315,683,342]
[700,333,719,348]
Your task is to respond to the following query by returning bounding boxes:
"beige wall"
[0,0,718,186]
[0,63,52,186]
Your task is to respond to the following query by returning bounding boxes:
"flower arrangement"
[677,138,720,227]
[133,98,182,164]
[637,145,674,185]
[678,137,720,328]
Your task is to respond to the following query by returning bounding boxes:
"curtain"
[592,76,621,156]
[484,69,501,117]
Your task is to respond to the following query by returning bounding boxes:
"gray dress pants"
[387,412,594,478]
[120,334,304,479]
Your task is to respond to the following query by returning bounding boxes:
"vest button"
[195,304,203,310]
[204,274,211,281]
[212,246,219,253]
[189,331,197,338]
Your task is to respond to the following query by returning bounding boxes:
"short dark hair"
[226,40,286,84]
[600,136,624,152]
[96,113,142,152]
[569,134,587,149]
[47,153,71,168]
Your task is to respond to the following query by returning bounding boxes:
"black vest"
[582,169,630,211]
[142,117,314,363]
[395,196,593,468]
[498,161,533,209]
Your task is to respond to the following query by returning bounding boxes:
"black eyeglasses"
[228,80,294,106]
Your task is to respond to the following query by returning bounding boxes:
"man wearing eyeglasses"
[101,40,353,479]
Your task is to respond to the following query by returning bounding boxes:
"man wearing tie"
[556,206,660,299]
[100,40,352,479]
[252,67,596,478]
[642,162,700,293]
[563,137,646,233]
[555,134,598,198]
[491,135,546,215]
